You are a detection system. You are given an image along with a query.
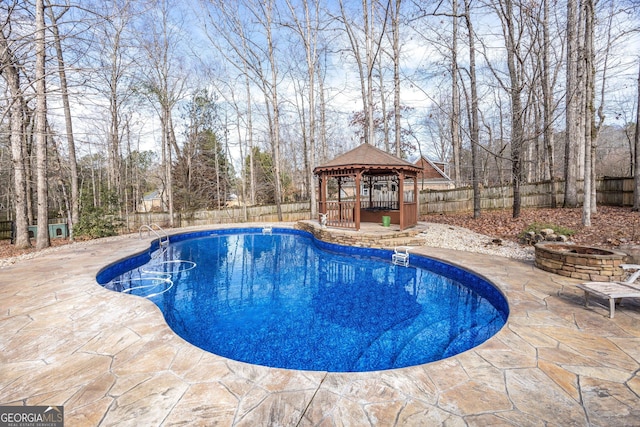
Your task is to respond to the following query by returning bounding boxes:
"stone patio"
[1,222,639,426]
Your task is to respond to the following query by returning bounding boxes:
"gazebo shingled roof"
[314,143,420,174]
[314,143,420,231]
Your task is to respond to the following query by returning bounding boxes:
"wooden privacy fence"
[0,221,13,240]
[597,177,636,206]
[121,177,634,231]
[108,177,637,233]
[4,178,635,239]
[419,178,635,215]
[123,202,311,232]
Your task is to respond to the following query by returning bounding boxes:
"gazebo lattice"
[314,143,420,231]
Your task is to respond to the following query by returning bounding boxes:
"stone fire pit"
[534,243,627,281]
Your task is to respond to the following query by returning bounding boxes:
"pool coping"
[1,222,639,426]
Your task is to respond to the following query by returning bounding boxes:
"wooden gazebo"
[314,143,421,231]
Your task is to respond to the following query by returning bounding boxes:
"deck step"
[376,236,425,249]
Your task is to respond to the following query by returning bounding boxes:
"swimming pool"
[97,228,508,372]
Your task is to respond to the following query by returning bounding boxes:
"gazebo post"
[318,174,326,220]
[414,174,419,225]
[337,177,342,223]
[398,171,405,230]
[355,171,361,230]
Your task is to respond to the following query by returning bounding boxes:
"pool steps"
[139,224,170,259]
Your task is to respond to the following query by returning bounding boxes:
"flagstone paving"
[1,223,639,426]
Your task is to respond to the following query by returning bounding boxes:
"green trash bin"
[382,216,391,227]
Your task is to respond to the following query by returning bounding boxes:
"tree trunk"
[464,0,481,218]
[25,112,34,225]
[0,29,31,248]
[265,1,283,220]
[564,0,579,208]
[318,58,328,163]
[501,0,524,218]
[35,0,50,249]
[235,110,248,220]
[541,0,556,207]
[392,0,402,157]
[166,109,176,226]
[590,0,615,215]
[108,46,121,200]
[451,0,462,185]
[582,0,595,226]
[633,60,640,210]
[307,14,318,219]
[244,69,256,206]
[378,61,389,151]
[365,0,376,147]
[51,134,73,236]
[284,0,319,217]
[46,2,79,239]
[340,0,369,144]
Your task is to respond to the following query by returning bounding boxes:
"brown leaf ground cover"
[2,206,639,261]
[0,235,76,260]
[422,205,640,248]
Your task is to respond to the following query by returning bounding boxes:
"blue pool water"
[97,228,508,372]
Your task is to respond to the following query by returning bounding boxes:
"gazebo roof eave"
[314,164,420,175]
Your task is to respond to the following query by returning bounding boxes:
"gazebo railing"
[321,201,356,229]
[360,200,399,211]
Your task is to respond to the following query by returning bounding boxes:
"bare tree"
[317,53,329,163]
[489,0,530,218]
[339,0,369,145]
[45,1,79,239]
[85,0,141,213]
[377,58,390,150]
[451,0,462,185]
[463,0,481,218]
[200,2,252,209]
[564,0,580,208]
[138,0,189,227]
[541,0,557,207]
[633,59,640,211]
[35,0,50,249]
[208,70,253,215]
[283,0,322,217]
[200,0,287,217]
[106,16,125,202]
[582,0,595,225]
[243,65,256,207]
[583,0,618,223]
[363,0,376,147]
[339,0,389,147]
[0,12,30,248]
[391,0,402,157]
[260,0,284,219]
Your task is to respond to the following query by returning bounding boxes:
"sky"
[53,0,640,171]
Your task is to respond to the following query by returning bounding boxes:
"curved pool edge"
[96,225,510,372]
